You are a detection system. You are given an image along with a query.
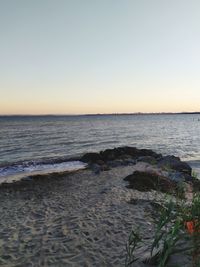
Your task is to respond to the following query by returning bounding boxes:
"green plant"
[176,181,186,199]
[125,228,142,266]
[125,192,200,267]
[192,171,199,180]
[151,199,184,266]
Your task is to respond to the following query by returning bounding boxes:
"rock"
[114,147,161,159]
[137,156,157,165]
[124,171,177,194]
[90,163,110,174]
[101,164,110,171]
[118,153,134,161]
[123,158,136,165]
[96,160,105,166]
[83,146,162,163]
[139,149,162,159]
[168,171,192,183]
[107,160,124,167]
[80,148,192,180]
[100,149,118,161]
[158,155,192,175]
[81,153,102,163]
[90,164,101,174]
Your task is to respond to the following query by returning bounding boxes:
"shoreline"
[1,146,199,185]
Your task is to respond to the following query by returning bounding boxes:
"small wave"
[0,161,87,184]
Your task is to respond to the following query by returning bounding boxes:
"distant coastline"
[0,112,200,117]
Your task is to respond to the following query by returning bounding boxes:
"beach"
[0,146,196,267]
[1,0,200,265]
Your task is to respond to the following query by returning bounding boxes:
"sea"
[0,114,200,183]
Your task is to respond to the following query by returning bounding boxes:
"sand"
[0,165,192,267]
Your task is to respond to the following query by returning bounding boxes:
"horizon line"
[0,111,200,116]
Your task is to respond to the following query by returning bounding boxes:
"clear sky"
[0,0,200,114]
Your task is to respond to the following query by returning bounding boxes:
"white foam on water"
[0,161,87,184]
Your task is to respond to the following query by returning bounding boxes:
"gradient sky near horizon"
[0,0,200,114]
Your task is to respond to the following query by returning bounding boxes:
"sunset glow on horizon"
[1,0,200,115]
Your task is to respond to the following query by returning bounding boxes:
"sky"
[0,0,200,115]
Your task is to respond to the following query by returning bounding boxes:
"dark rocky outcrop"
[124,171,178,194]
[81,146,161,174]
[81,152,102,163]
[168,171,192,182]
[158,155,192,175]
[80,147,193,182]
[81,146,161,164]
[137,156,158,165]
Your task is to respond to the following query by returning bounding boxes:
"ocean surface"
[0,114,200,182]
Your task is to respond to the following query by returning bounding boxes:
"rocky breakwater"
[81,146,199,195]
[81,147,162,172]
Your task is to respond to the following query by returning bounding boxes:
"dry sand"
[0,165,192,267]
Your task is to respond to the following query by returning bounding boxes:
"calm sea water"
[0,114,200,182]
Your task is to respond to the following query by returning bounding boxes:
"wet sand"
[0,165,191,267]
